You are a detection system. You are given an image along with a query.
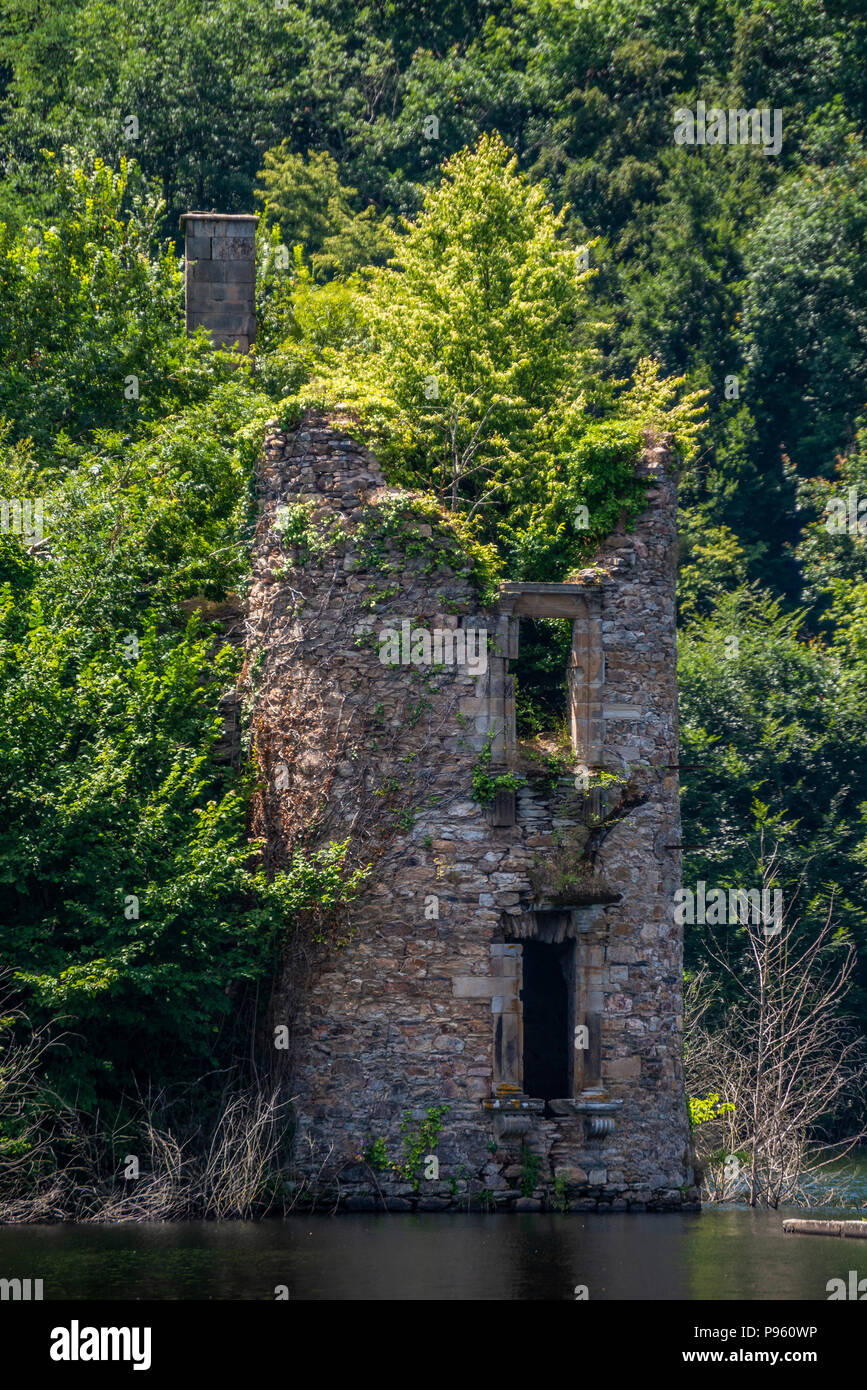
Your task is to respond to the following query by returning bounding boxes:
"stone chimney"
[180,212,257,352]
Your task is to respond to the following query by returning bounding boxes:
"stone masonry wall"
[180,212,257,352]
[241,410,697,1212]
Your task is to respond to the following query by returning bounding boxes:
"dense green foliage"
[0,156,364,1120]
[312,134,703,578]
[2,0,867,1135]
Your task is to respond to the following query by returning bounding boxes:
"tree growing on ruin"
[320,132,703,580]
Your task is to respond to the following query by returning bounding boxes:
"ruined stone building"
[186,214,698,1212]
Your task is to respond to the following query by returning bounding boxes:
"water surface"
[1,1205,865,1300]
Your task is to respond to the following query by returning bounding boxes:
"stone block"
[188,258,255,284]
[452,976,498,998]
[187,259,230,285]
[208,282,256,305]
[344,1195,380,1211]
[185,235,212,260]
[192,310,256,336]
[606,1055,641,1081]
[222,262,259,288]
[554,1166,588,1184]
[211,235,257,260]
[222,218,257,238]
[181,216,224,238]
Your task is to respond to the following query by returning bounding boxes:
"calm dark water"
[1,1206,866,1300]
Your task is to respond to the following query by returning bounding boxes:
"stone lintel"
[498,582,590,619]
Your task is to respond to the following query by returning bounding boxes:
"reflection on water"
[1,1204,866,1299]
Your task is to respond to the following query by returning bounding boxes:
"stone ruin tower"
[181,212,695,1209]
[243,412,697,1213]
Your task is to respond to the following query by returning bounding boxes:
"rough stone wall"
[241,410,697,1212]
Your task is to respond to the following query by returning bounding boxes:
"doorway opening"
[519,939,574,1101]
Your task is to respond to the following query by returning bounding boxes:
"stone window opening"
[490,583,605,799]
[511,616,572,746]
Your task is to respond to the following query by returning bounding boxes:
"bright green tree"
[322,134,702,579]
[255,145,392,277]
[0,152,204,464]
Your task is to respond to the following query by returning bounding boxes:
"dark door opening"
[520,940,573,1101]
